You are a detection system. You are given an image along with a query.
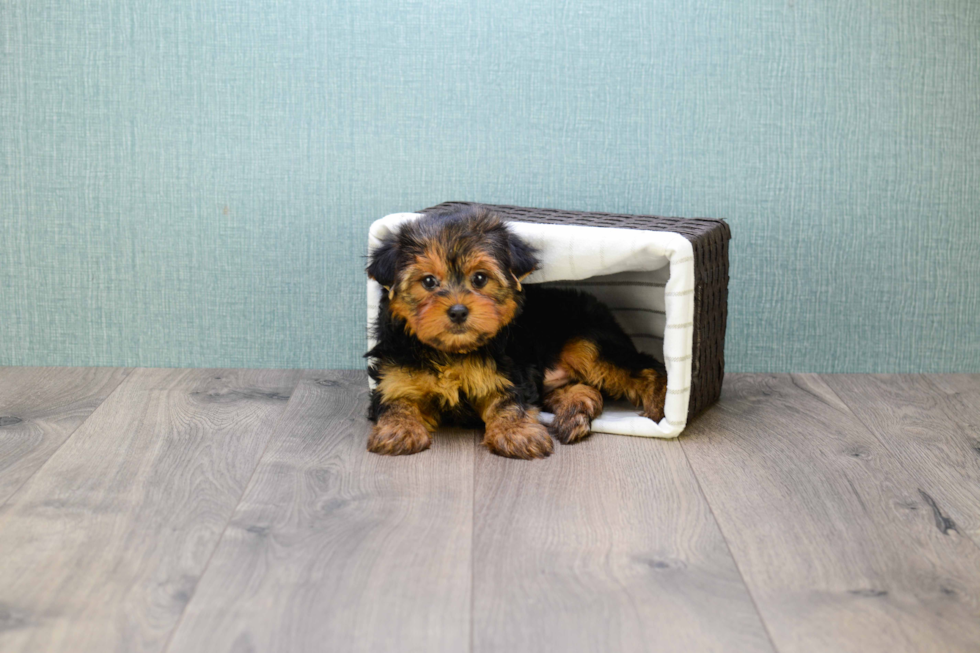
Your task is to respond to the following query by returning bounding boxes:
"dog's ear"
[367,237,399,289]
[508,232,539,285]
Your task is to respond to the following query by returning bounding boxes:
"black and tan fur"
[366,206,667,459]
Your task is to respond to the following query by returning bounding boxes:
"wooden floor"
[0,369,978,653]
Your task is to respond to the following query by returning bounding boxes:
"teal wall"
[2,1,978,372]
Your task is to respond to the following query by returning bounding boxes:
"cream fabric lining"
[366,213,695,438]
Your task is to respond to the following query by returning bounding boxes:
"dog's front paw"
[367,416,432,456]
[483,415,553,460]
[543,383,603,444]
[637,369,668,422]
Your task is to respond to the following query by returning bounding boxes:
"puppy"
[365,206,668,459]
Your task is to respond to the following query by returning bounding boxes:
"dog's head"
[368,206,539,354]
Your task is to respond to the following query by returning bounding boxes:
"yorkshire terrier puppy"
[365,206,668,459]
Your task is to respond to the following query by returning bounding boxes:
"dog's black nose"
[448,304,469,324]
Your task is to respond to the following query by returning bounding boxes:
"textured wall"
[2,0,978,372]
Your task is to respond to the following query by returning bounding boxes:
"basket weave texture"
[420,201,731,421]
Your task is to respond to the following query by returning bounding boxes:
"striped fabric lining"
[563,280,666,287]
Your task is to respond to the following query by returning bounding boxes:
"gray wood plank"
[0,366,131,505]
[681,374,980,653]
[472,430,776,653]
[0,367,304,653]
[165,371,474,653]
[823,374,980,545]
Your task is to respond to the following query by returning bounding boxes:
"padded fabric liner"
[366,213,695,438]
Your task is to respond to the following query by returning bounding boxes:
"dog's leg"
[543,383,603,444]
[477,396,553,459]
[368,399,437,455]
[546,338,668,422]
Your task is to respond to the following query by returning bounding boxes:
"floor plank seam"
[818,375,980,555]
[469,431,477,653]
[0,367,133,512]
[160,372,308,653]
[678,438,782,653]
[919,375,980,471]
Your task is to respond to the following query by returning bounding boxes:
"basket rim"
[420,200,731,231]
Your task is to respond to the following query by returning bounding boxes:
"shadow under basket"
[366,202,731,438]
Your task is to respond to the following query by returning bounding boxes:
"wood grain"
[472,430,776,653]
[3,370,979,652]
[0,366,131,505]
[681,374,980,653]
[165,371,475,653]
[0,367,303,653]
[823,374,980,545]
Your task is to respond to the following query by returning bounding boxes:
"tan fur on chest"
[377,357,512,409]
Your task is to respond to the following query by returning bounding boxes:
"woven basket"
[419,202,731,422]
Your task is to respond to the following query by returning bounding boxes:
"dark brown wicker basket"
[420,201,731,421]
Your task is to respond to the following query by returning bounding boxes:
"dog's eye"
[471,272,488,289]
[421,275,439,290]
